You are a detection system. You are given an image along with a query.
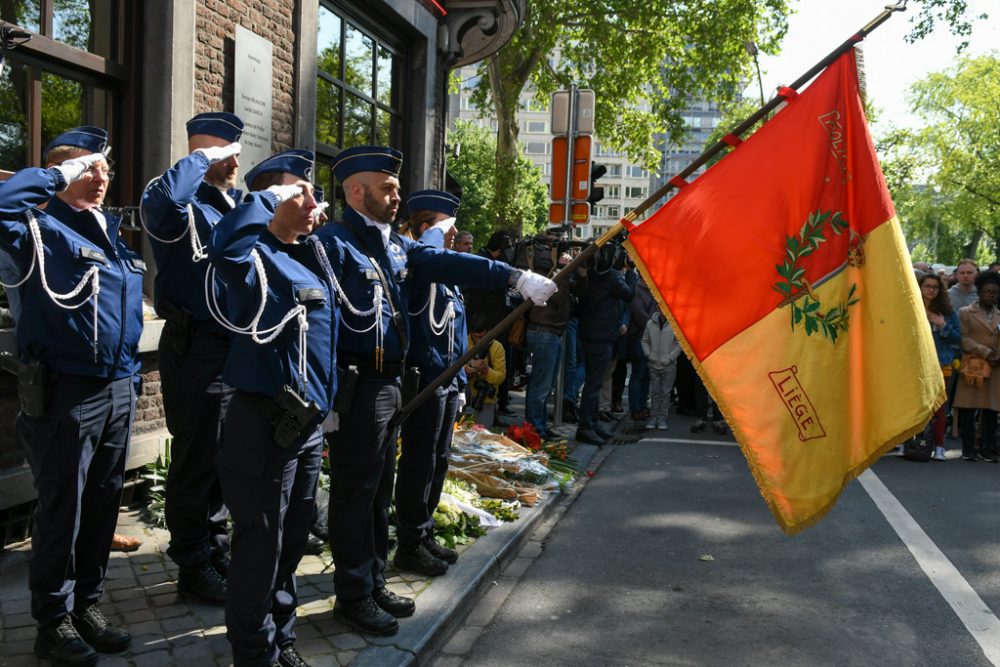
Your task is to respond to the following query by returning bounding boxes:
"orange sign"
[550,136,593,223]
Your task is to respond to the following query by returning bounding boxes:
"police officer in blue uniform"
[0,127,142,665]
[208,150,335,667]
[395,190,467,577]
[315,146,557,636]
[141,112,244,604]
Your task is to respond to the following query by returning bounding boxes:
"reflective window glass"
[376,46,395,108]
[1,0,41,32]
[316,78,341,146]
[317,6,341,78]
[40,71,84,155]
[344,23,372,93]
[53,0,115,59]
[343,94,372,147]
[375,108,393,146]
[0,59,30,170]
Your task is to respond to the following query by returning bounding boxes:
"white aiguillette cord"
[0,211,102,361]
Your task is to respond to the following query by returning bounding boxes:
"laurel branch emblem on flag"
[774,210,860,343]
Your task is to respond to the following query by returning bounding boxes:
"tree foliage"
[906,0,991,52]
[469,0,792,232]
[880,54,1000,262]
[446,120,548,246]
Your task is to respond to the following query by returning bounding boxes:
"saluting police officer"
[0,127,143,665]
[141,112,244,604]
[208,150,334,667]
[315,145,557,636]
[395,190,467,577]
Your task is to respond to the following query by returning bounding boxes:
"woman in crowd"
[918,273,961,460]
[953,271,1000,463]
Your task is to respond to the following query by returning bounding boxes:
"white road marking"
[859,469,1000,665]
[639,436,739,447]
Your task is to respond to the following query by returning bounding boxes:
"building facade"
[0,0,523,534]
[448,65,727,239]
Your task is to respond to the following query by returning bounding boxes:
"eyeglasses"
[89,166,115,181]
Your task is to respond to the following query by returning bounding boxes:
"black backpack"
[902,436,933,462]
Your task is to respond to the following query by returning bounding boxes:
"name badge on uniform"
[364,269,379,281]
[296,287,326,305]
[131,258,147,271]
[78,247,107,264]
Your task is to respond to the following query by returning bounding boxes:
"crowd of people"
[0,116,562,667]
[912,259,1000,462]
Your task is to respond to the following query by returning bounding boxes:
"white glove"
[265,184,303,205]
[312,200,330,222]
[456,391,467,413]
[194,142,241,163]
[516,270,558,306]
[53,152,108,186]
[323,411,339,433]
[431,217,457,235]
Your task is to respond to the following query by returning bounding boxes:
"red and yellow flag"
[626,50,944,534]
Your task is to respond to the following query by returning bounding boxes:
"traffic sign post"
[550,85,596,228]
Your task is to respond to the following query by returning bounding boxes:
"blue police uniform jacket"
[406,226,467,388]
[313,207,511,367]
[141,151,239,336]
[0,168,144,379]
[208,191,338,413]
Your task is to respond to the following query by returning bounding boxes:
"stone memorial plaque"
[234,25,273,172]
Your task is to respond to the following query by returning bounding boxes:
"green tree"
[468,0,793,233]
[881,54,999,263]
[446,120,548,245]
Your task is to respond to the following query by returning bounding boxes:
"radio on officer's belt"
[0,351,49,418]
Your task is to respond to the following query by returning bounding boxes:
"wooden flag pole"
[389,1,907,430]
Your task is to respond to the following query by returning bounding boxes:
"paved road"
[454,417,1000,666]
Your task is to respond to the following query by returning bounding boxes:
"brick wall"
[194,0,297,151]
[135,366,165,434]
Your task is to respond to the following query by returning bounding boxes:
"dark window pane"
[314,160,343,221]
[41,71,84,157]
[0,59,30,170]
[53,0,115,59]
[343,94,372,148]
[376,46,395,108]
[316,78,340,146]
[344,23,373,94]
[317,5,341,79]
[0,0,41,33]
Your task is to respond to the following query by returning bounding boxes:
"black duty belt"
[341,356,403,378]
[236,390,283,422]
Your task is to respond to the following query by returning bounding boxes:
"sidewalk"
[0,391,608,667]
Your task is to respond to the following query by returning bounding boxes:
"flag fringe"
[625,240,944,536]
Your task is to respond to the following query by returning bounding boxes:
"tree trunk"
[488,54,524,236]
[963,229,984,260]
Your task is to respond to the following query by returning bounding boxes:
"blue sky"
[751,0,998,130]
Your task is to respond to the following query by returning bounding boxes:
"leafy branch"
[774,210,858,344]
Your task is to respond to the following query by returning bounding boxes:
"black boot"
[72,604,131,653]
[277,643,311,667]
[34,615,98,666]
[210,550,231,578]
[302,533,325,556]
[333,596,399,635]
[393,543,448,576]
[424,537,458,564]
[178,559,227,604]
[372,586,415,618]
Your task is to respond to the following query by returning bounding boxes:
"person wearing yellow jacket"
[464,314,506,427]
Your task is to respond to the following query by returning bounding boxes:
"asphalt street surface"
[458,414,1000,666]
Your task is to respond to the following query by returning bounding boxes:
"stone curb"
[350,442,602,667]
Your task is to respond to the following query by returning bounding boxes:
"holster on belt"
[0,352,49,418]
[401,367,421,406]
[156,299,192,355]
[272,386,322,448]
[333,365,359,415]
